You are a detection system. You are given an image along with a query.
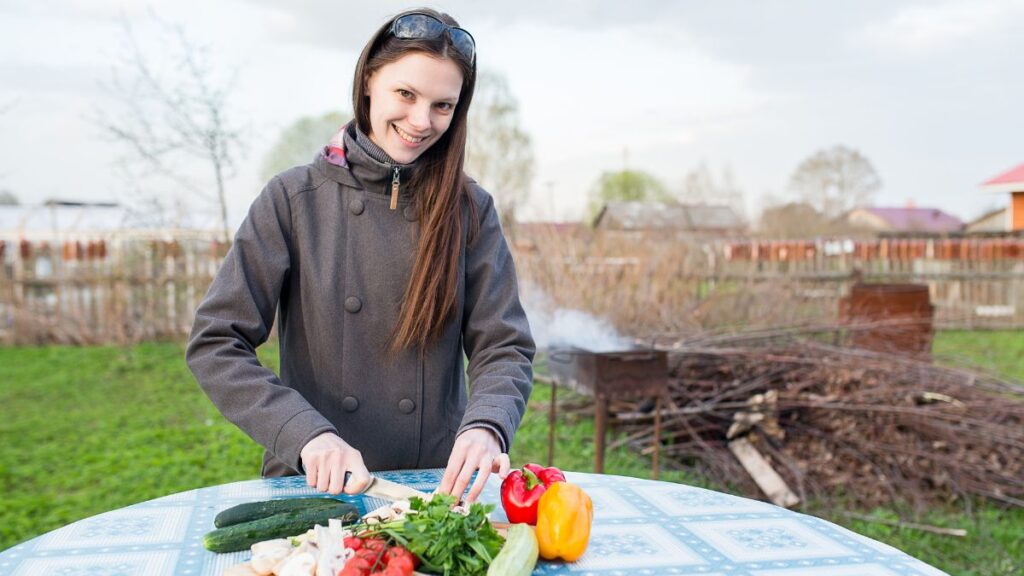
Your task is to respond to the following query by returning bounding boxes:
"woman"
[186,9,534,504]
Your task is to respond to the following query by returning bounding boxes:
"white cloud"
[857,0,1024,56]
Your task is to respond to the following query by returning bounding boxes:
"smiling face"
[364,52,464,165]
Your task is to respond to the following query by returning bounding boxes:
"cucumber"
[204,503,359,553]
[214,497,344,528]
[487,523,539,576]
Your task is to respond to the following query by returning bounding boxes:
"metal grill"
[548,347,668,398]
[546,346,668,475]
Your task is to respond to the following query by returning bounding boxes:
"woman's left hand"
[438,428,511,503]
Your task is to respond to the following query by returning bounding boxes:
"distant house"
[592,201,745,237]
[843,206,963,234]
[980,162,1024,231]
[965,207,1009,234]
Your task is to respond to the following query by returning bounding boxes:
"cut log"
[728,437,800,508]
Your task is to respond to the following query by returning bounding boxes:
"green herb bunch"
[366,494,505,575]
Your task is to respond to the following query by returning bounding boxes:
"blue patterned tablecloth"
[0,469,947,575]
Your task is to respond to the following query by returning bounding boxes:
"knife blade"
[344,472,432,501]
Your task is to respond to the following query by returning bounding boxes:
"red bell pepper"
[500,463,566,525]
[524,463,566,486]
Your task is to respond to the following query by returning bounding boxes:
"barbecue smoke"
[520,283,632,352]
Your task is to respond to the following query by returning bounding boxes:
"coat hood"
[313,122,420,201]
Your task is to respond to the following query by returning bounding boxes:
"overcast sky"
[1,0,1022,226]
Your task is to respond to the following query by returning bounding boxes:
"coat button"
[350,199,365,215]
[398,398,415,414]
[342,396,359,412]
[403,205,418,222]
[344,296,362,313]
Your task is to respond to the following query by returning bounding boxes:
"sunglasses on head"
[389,12,476,64]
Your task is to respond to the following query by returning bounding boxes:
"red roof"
[983,162,1024,185]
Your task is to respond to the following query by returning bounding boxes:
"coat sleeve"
[185,179,336,473]
[459,189,536,451]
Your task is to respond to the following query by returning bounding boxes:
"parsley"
[367,494,505,575]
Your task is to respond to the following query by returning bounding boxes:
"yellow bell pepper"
[535,481,593,562]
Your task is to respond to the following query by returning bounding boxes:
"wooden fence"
[2,231,1022,345]
[515,230,1024,334]
[0,232,227,345]
[718,237,1024,329]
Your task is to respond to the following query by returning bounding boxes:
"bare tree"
[465,70,534,230]
[0,189,18,205]
[96,15,242,241]
[678,163,746,218]
[788,145,881,219]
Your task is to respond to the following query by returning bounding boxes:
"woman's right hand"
[299,432,371,495]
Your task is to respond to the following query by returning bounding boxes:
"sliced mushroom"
[251,538,292,556]
[250,546,291,575]
[274,551,316,576]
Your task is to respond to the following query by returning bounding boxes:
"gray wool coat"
[185,128,535,477]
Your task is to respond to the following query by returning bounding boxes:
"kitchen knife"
[344,472,432,501]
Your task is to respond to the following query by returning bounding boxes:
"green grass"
[1,332,1022,573]
[933,329,1024,379]
[0,344,265,549]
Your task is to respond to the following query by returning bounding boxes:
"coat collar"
[314,122,419,200]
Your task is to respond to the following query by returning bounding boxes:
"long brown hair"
[352,8,479,351]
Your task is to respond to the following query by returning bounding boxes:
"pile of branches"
[608,326,1024,513]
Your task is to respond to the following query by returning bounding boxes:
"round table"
[0,469,947,575]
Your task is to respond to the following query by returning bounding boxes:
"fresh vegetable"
[525,463,566,486]
[214,497,344,528]
[500,463,565,525]
[338,539,417,576]
[203,503,358,553]
[362,494,504,575]
[249,538,292,574]
[385,546,419,570]
[315,523,349,576]
[535,482,592,562]
[487,523,539,576]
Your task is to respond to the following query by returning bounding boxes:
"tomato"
[362,538,387,552]
[340,556,371,576]
[384,547,416,570]
[346,556,371,570]
[355,548,381,564]
[344,536,363,551]
[385,555,414,574]
[385,546,418,568]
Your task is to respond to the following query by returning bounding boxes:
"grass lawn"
[1,331,1021,573]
